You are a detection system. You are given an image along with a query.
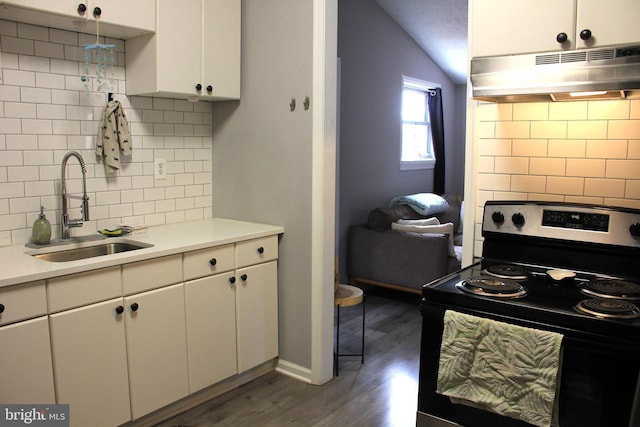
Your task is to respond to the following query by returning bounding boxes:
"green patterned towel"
[437,310,563,427]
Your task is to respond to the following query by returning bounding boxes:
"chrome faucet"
[60,151,90,240]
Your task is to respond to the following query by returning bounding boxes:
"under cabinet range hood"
[471,44,640,102]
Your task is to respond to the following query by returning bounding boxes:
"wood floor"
[155,287,423,427]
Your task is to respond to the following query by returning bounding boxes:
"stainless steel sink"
[29,240,153,262]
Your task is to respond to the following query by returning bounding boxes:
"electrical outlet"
[154,158,167,180]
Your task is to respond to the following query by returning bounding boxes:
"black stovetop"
[422,259,640,344]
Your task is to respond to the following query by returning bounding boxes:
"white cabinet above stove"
[471,0,640,58]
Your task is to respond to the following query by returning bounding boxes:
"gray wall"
[337,0,467,279]
[211,1,314,370]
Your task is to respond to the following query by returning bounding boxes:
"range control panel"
[483,201,640,248]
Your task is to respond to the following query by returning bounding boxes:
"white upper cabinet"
[574,0,640,49]
[125,0,241,101]
[0,0,155,38]
[471,0,640,58]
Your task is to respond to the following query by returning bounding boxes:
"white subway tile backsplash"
[586,140,628,159]
[0,182,25,199]
[547,176,584,195]
[511,175,546,193]
[49,28,77,45]
[7,135,38,150]
[474,99,640,259]
[35,42,64,59]
[24,181,54,197]
[494,157,528,174]
[36,104,66,119]
[1,36,35,55]
[5,102,36,118]
[608,120,640,140]
[0,151,23,166]
[19,55,50,72]
[584,178,625,198]
[0,213,27,231]
[567,120,608,139]
[23,150,53,165]
[549,101,588,120]
[133,201,155,215]
[17,23,49,41]
[0,20,213,246]
[4,69,36,86]
[548,139,586,158]
[50,59,79,76]
[530,157,565,176]
[21,87,51,103]
[22,118,53,134]
[587,100,629,120]
[566,158,605,177]
[606,160,640,179]
[513,103,548,121]
[631,101,640,119]
[0,118,22,134]
[530,121,567,139]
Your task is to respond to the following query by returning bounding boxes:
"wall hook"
[289,97,296,112]
[303,96,310,110]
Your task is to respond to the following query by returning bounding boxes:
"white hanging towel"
[96,100,132,172]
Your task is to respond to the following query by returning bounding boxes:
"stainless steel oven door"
[417,302,640,427]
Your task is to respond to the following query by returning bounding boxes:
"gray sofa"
[347,194,462,294]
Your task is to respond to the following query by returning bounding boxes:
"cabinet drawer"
[48,267,121,313]
[122,254,182,295]
[183,244,234,281]
[235,236,278,268]
[0,281,47,325]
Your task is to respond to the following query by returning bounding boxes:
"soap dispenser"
[32,206,52,245]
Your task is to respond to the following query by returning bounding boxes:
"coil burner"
[456,276,527,299]
[483,264,532,280]
[575,298,640,319]
[579,278,640,300]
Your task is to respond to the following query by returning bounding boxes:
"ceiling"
[375,0,469,85]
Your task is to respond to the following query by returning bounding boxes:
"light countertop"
[0,218,284,288]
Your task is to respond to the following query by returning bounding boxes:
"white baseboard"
[275,359,313,384]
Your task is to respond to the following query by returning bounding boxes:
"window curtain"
[428,88,445,195]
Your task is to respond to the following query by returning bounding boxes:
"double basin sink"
[27,238,153,263]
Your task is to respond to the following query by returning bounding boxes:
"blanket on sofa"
[389,193,449,216]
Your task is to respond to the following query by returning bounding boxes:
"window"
[401,77,437,170]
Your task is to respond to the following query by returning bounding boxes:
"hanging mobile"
[81,7,116,93]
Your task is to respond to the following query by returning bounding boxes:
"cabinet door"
[575,0,640,49]
[0,317,55,404]
[125,283,189,419]
[470,0,576,57]
[185,274,237,393]
[156,0,202,96]
[2,0,85,19]
[49,298,131,427]
[236,261,278,373]
[201,0,241,99]
[91,0,155,33]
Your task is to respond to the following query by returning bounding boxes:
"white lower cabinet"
[6,227,280,426]
[49,298,131,427]
[124,283,189,419]
[0,280,55,404]
[0,316,55,404]
[236,260,279,373]
[185,274,237,393]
